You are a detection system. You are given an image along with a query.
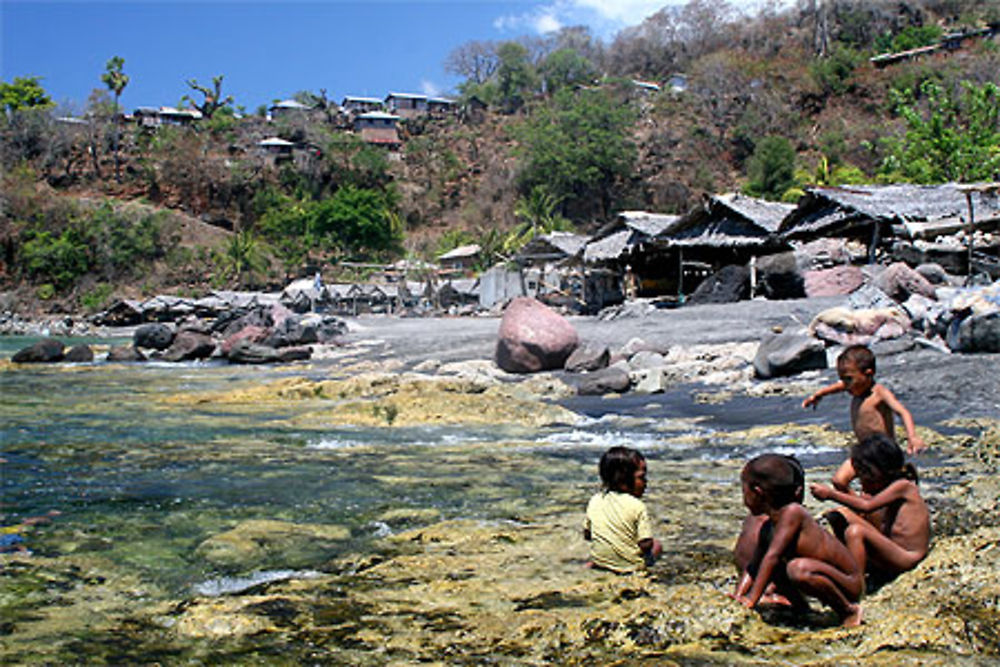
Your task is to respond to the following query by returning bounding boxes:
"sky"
[1,0,767,114]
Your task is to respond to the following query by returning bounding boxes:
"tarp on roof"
[778,183,1000,240]
[360,127,401,145]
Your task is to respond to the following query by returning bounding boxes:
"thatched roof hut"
[515,232,590,266]
[778,184,1000,241]
[658,193,793,250]
[583,211,681,264]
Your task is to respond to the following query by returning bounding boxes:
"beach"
[2,297,999,664]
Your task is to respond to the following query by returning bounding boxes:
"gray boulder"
[495,297,579,373]
[950,312,1000,353]
[628,349,666,370]
[576,366,631,395]
[755,251,805,300]
[227,340,312,364]
[564,344,610,372]
[753,332,828,379]
[106,345,146,362]
[162,331,216,362]
[134,323,175,350]
[915,263,951,286]
[12,338,65,363]
[688,265,750,304]
[64,344,94,362]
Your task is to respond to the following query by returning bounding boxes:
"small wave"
[532,429,669,451]
[193,569,323,596]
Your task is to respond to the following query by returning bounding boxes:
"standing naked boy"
[802,345,925,492]
[733,454,863,627]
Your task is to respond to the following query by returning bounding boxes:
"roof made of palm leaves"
[517,232,590,263]
[778,183,1000,240]
[656,193,794,248]
[584,211,682,262]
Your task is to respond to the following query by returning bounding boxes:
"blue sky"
[1,0,708,113]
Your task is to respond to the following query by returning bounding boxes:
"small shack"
[341,96,384,115]
[269,99,312,119]
[385,92,428,118]
[584,210,682,300]
[354,111,402,148]
[514,232,591,310]
[778,184,1000,272]
[653,193,793,296]
[437,244,481,273]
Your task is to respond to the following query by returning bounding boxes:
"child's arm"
[831,459,856,493]
[740,508,803,608]
[873,385,926,454]
[802,381,846,409]
[811,479,912,514]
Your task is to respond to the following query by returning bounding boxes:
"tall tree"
[514,88,637,221]
[444,41,499,85]
[183,75,234,118]
[744,135,797,200]
[496,41,538,113]
[101,56,128,182]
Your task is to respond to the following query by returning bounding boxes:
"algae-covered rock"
[194,519,350,570]
[167,372,581,428]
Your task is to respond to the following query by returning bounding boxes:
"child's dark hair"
[851,433,918,483]
[743,454,805,508]
[837,345,876,374]
[599,446,644,492]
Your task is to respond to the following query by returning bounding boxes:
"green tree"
[744,135,797,200]
[1,76,54,114]
[879,80,1000,183]
[495,41,538,113]
[513,88,637,221]
[222,229,268,288]
[101,56,128,182]
[506,186,573,253]
[310,185,400,258]
[539,48,596,94]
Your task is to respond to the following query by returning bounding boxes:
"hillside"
[2,0,998,316]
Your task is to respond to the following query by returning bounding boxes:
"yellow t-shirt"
[584,490,653,573]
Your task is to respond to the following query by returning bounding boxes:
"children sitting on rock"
[732,454,863,627]
[810,434,930,586]
[802,344,926,493]
[583,446,662,573]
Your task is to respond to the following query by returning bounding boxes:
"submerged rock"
[194,519,350,570]
[12,338,65,363]
[753,332,827,379]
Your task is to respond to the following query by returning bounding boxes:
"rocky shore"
[3,294,999,664]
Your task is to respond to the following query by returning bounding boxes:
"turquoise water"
[1,336,844,598]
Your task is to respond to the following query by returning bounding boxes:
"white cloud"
[493,1,793,38]
[420,79,441,97]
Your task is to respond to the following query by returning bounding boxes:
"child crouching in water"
[583,446,662,573]
[732,454,863,627]
[811,434,930,584]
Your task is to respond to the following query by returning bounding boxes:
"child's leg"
[844,521,924,576]
[786,557,863,627]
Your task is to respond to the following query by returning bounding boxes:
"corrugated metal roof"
[386,92,427,101]
[619,210,683,236]
[583,229,632,262]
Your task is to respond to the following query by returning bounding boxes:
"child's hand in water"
[802,394,820,409]
[810,483,833,501]
[907,434,927,455]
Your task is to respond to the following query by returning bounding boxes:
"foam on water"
[193,569,323,596]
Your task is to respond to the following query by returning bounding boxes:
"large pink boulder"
[495,297,579,373]
[804,266,865,297]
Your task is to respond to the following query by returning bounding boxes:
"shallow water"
[11,335,984,663]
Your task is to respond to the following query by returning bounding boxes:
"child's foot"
[759,592,794,607]
[841,603,863,627]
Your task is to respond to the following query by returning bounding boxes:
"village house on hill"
[353,111,402,148]
[341,96,384,115]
